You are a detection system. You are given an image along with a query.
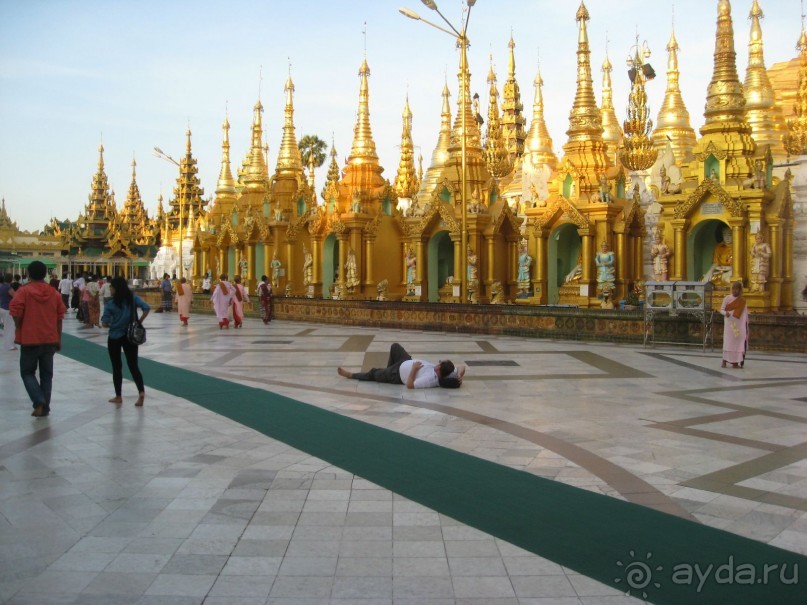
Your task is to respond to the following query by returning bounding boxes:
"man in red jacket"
[9,260,66,417]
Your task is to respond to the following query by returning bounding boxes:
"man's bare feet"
[135,392,145,407]
[337,367,352,378]
[108,396,123,404]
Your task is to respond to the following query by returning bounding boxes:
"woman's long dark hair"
[111,277,134,308]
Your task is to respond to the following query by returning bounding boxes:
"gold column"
[730,220,745,283]
[671,219,687,280]
[364,237,374,294]
[312,237,323,297]
[782,221,794,311]
[338,237,348,285]
[769,222,781,309]
[633,232,643,283]
[285,242,295,289]
[415,239,424,286]
[486,236,496,286]
[580,231,593,284]
[453,237,462,284]
[247,243,256,291]
[615,229,627,297]
[263,244,271,279]
[535,231,547,302]
[218,248,226,277]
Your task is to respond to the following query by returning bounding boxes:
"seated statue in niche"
[468,186,485,214]
[376,278,390,301]
[742,160,766,190]
[564,254,583,284]
[702,226,733,286]
[490,280,506,304]
[750,231,772,293]
[659,164,682,195]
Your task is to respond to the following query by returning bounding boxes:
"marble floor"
[1,309,806,604]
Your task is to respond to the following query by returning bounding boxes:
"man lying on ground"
[338,342,464,389]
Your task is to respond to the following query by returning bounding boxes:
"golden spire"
[120,157,152,237]
[394,96,418,199]
[173,129,205,232]
[744,0,787,158]
[702,0,751,137]
[321,141,340,202]
[784,23,807,155]
[449,36,483,154]
[348,57,379,163]
[501,34,527,161]
[600,50,623,161]
[241,99,269,192]
[653,24,697,163]
[215,113,237,202]
[275,74,304,177]
[484,57,513,178]
[563,2,609,196]
[620,42,658,171]
[524,66,558,170]
[417,82,454,200]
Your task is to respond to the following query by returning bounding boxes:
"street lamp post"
[153,147,185,280]
[400,0,476,304]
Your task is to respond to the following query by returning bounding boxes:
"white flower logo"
[615,550,663,598]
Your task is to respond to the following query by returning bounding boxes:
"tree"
[298,135,327,170]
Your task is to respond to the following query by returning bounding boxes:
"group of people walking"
[210,273,274,328]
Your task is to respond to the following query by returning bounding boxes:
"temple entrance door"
[427,230,454,302]
[322,234,338,298]
[548,224,582,304]
[688,219,728,281]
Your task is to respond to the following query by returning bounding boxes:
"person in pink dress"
[210,274,233,329]
[175,277,192,326]
[231,275,249,328]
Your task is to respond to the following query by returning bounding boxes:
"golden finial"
[321,140,340,202]
[275,70,303,176]
[395,95,418,199]
[600,41,623,161]
[131,156,137,179]
[501,33,527,160]
[216,110,237,201]
[563,1,608,197]
[98,144,105,170]
[241,96,268,192]
[524,61,558,170]
[620,37,658,171]
[653,18,697,163]
[702,0,750,136]
[417,82,453,200]
[484,57,512,179]
[744,0,787,159]
[784,11,807,156]
[348,55,379,163]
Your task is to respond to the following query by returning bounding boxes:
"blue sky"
[0,0,800,232]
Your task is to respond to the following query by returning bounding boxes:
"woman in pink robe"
[720,281,749,368]
[210,274,233,329]
[175,277,192,326]
[232,275,249,328]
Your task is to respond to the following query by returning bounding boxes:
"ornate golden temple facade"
[5,0,802,312]
[176,0,800,312]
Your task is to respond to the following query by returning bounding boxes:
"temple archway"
[548,223,582,304]
[427,230,453,302]
[322,233,338,298]
[688,219,729,281]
